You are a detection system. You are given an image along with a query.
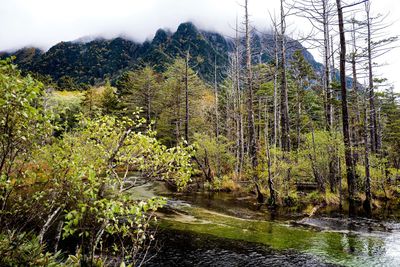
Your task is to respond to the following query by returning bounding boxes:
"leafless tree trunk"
[279,0,290,152]
[268,14,280,150]
[234,17,244,178]
[184,50,190,143]
[244,0,262,203]
[365,1,378,153]
[363,85,372,216]
[264,97,276,206]
[350,18,362,148]
[175,83,181,143]
[323,1,333,130]
[296,80,302,151]
[274,30,279,149]
[336,0,357,216]
[214,56,221,177]
[288,0,335,129]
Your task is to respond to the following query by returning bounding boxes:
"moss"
[159,205,388,267]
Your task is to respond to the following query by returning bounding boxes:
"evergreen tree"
[100,80,119,115]
[119,66,161,123]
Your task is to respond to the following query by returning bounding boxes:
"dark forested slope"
[1,22,320,86]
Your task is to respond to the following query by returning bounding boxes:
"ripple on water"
[155,203,400,267]
[144,230,339,267]
[131,180,400,267]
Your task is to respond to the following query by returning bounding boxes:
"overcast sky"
[0,0,399,91]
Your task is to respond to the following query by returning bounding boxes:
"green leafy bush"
[0,231,60,267]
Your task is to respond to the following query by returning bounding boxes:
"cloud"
[0,0,399,91]
[0,0,278,51]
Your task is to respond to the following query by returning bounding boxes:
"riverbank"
[155,179,400,222]
[131,179,400,267]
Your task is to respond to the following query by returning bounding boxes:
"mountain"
[1,22,321,87]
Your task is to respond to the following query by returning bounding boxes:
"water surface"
[132,180,400,266]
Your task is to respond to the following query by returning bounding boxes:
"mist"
[0,0,399,91]
[0,0,280,52]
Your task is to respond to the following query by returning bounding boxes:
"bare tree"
[184,49,190,143]
[362,1,398,153]
[244,0,263,203]
[264,96,277,206]
[268,12,281,150]
[363,83,372,216]
[214,55,221,177]
[365,1,378,153]
[336,0,358,216]
[279,0,291,152]
[233,17,245,178]
[289,0,336,130]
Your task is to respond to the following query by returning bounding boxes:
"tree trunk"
[214,56,221,177]
[363,89,372,216]
[366,3,379,153]
[296,81,302,151]
[336,0,357,217]
[330,35,336,126]
[185,50,190,143]
[245,0,261,202]
[273,30,279,149]
[279,0,290,152]
[323,0,332,131]
[265,97,276,206]
[176,84,181,143]
[235,17,244,177]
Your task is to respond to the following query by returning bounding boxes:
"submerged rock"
[293,216,393,233]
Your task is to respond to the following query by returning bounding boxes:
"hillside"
[1,22,321,86]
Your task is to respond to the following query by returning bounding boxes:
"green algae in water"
[159,206,399,267]
[128,180,400,266]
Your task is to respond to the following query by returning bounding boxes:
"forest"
[1,0,400,266]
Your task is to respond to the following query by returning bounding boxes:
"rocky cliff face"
[1,22,321,85]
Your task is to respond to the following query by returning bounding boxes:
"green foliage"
[209,175,240,192]
[256,131,344,204]
[0,59,52,224]
[100,80,119,114]
[46,90,84,134]
[157,58,212,145]
[82,87,103,117]
[57,75,80,91]
[37,114,192,263]
[380,87,400,167]
[298,130,344,184]
[193,133,235,183]
[1,20,400,266]
[0,59,194,264]
[0,58,49,174]
[0,112,194,265]
[0,231,60,267]
[289,50,315,82]
[118,66,161,121]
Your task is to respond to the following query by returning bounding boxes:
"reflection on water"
[145,230,339,267]
[159,205,400,267]
[131,181,400,267]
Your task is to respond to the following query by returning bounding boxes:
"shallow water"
[131,180,400,266]
[144,230,338,267]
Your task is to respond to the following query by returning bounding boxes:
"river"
[130,180,400,267]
